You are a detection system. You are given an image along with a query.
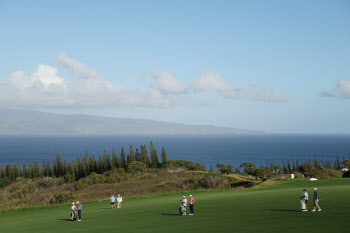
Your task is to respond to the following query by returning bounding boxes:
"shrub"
[198,173,223,188]
[343,171,350,178]
[0,177,11,189]
[36,177,56,188]
[50,191,75,204]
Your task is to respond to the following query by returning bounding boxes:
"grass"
[0,178,349,233]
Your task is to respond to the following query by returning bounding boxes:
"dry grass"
[0,169,260,211]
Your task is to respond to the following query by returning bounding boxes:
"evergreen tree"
[28,161,33,179]
[140,145,150,166]
[41,160,46,176]
[22,164,27,178]
[116,156,121,168]
[98,155,103,173]
[292,159,296,171]
[282,160,287,174]
[151,149,159,168]
[209,165,215,172]
[0,165,4,179]
[6,164,13,180]
[161,146,168,168]
[120,147,126,169]
[287,160,291,174]
[296,160,300,171]
[51,154,56,177]
[135,148,141,161]
[46,161,51,177]
[111,148,117,169]
[92,155,98,173]
[33,161,40,178]
[13,164,18,180]
[129,145,136,162]
[336,155,340,170]
[127,153,131,164]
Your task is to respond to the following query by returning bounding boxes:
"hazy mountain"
[0,108,265,135]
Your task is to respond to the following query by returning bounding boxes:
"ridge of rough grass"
[252,178,350,191]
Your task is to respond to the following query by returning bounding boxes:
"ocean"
[0,134,349,169]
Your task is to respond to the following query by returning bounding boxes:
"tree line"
[214,155,350,180]
[0,141,168,183]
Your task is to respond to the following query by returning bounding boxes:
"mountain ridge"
[0,108,265,135]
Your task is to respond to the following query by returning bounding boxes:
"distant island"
[0,108,264,135]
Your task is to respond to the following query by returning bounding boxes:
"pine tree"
[92,155,98,173]
[296,160,300,171]
[116,156,121,168]
[161,146,168,168]
[41,160,46,176]
[22,164,27,178]
[120,147,126,169]
[287,160,291,174]
[33,161,40,178]
[111,148,117,169]
[282,160,287,174]
[140,145,149,166]
[13,164,18,180]
[151,149,159,168]
[28,161,33,179]
[209,165,215,172]
[336,155,340,170]
[135,148,141,161]
[51,154,56,177]
[98,155,103,173]
[129,145,136,162]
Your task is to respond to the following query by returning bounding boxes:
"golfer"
[312,188,321,212]
[302,189,308,211]
[76,201,83,221]
[110,195,116,208]
[182,195,187,215]
[189,195,195,215]
[117,194,122,208]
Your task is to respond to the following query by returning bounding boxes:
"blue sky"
[0,0,349,133]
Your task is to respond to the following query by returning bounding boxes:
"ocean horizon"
[0,134,349,170]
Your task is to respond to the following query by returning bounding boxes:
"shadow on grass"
[161,213,182,216]
[265,209,300,212]
[58,219,73,221]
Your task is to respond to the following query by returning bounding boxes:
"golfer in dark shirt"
[312,188,321,212]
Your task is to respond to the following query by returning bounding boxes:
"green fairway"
[1,178,349,233]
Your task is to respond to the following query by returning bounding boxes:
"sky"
[0,0,349,134]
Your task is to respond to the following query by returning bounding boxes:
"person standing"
[76,201,83,221]
[71,202,77,221]
[189,195,195,215]
[302,189,308,211]
[312,188,321,212]
[110,195,116,208]
[182,195,187,215]
[117,194,122,208]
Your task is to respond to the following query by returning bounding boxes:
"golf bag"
[179,204,186,215]
[300,197,306,211]
[71,209,77,221]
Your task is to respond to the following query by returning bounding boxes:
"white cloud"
[0,55,189,109]
[56,53,99,79]
[149,69,186,94]
[335,80,350,98]
[0,54,291,110]
[320,80,350,99]
[191,72,290,102]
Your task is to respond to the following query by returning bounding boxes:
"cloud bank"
[0,54,290,109]
[320,80,350,99]
[191,72,290,102]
